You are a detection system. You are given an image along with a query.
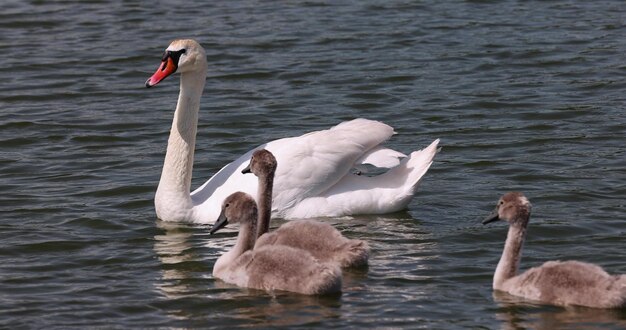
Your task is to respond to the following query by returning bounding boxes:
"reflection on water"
[153,220,204,300]
[230,293,342,328]
[493,291,626,330]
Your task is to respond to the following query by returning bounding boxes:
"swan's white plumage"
[282,138,439,218]
[149,39,440,223]
[190,119,437,221]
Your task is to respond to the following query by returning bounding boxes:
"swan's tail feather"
[368,138,439,213]
[337,240,370,268]
[404,139,440,194]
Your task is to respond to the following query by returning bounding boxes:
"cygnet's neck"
[494,220,528,290]
[226,219,257,261]
[155,70,206,221]
[256,172,274,238]
[213,215,258,276]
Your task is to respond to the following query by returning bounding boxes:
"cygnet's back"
[245,244,342,294]
[484,192,626,308]
[255,220,369,268]
[211,192,342,295]
[506,260,626,308]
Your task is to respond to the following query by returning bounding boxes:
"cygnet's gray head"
[241,149,277,177]
[483,192,532,226]
[210,192,258,234]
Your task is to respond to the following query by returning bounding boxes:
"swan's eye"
[162,49,186,67]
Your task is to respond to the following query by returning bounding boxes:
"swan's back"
[245,245,342,295]
[255,220,369,268]
[507,260,626,308]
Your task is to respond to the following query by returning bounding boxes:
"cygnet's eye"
[225,203,230,208]
[499,200,504,205]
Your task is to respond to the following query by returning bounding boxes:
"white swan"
[244,149,369,268]
[146,39,440,223]
[483,192,626,308]
[210,192,342,295]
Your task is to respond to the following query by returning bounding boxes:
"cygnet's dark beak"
[241,163,251,174]
[482,209,500,225]
[210,210,229,235]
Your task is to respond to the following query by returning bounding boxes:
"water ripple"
[1,0,625,328]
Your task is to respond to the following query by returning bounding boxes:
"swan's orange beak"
[145,56,177,88]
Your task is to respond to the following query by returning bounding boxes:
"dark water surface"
[1,0,625,328]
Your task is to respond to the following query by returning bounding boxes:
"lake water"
[1,0,625,328]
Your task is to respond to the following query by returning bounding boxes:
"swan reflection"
[153,220,227,299]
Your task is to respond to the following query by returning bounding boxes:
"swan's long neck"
[155,70,206,221]
[494,222,527,290]
[256,172,274,238]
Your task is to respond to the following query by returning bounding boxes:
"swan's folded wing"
[190,119,395,221]
[267,119,395,211]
